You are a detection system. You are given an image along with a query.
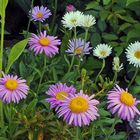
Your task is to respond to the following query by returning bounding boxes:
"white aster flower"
[93,44,112,59]
[126,41,140,68]
[62,11,83,29]
[112,57,123,72]
[81,15,96,28]
[136,118,140,129]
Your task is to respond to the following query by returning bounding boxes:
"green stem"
[127,68,139,89]
[0,1,6,127]
[50,0,58,33]
[91,124,95,140]
[105,117,117,140]
[83,28,89,50]
[37,56,47,94]
[75,127,80,140]
[95,59,105,83]
[67,27,77,72]
[113,71,118,83]
[39,22,42,32]
[26,0,35,38]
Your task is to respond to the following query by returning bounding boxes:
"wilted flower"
[57,90,99,126]
[28,31,61,57]
[112,57,123,72]
[62,11,83,29]
[66,38,92,56]
[93,43,112,59]
[81,15,96,28]
[0,72,29,103]
[46,83,76,110]
[66,4,76,12]
[29,6,51,22]
[107,85,140,121]
[126,41,140,68]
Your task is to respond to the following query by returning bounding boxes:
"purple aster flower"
[66,38,92,56]
[0,72,29,104]
[46,83,76,110]
[107,85,140,121]
[28,31,61,57]
[57,90,99,127]
[29,6,51,22]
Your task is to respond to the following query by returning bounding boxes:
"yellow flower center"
[39,37,50,46]
[74,48,83,54]
[56,91,68,100]
[5,79,18,90]
[120,91,134,106]
[71,19,77,24]
[134,51,140,59]
[36,12,43,18]
[100,51,107,56]
[69,96,88,113]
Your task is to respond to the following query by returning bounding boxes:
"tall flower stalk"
[0,0,8,127]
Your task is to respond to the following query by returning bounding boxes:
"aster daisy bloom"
[81,15,96,28]
[57,90,99,127]
[28,31,61,57]
[66,38,92,55]
[93,43,112,59]
[107,85,140,121]
[62,11,83,29]
[126,41,140,68]
[29,6,51,22]
[46,83,76,110]
[0,73,29,103]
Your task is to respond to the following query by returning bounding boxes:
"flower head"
[126,41,140,68]
[81,15,96,28]
[66,38,92,56]
[62,11,83,29]
[93,43,112,59]
[28,31,61,57]
[0,73,29,103]
[57,90,99,126]
[29,6,51,22]
[46,83,76,110]
[112,57,123,72]
[66,4,76,12]
[107,85,140,121]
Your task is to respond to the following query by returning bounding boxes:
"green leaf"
[91,33,101,46]
[127,29,140,42]
[0,0,8,16]
[102,33,118,41]
[5,39,28,73]
[0,137,8,140]
[103,0,111,5]
[85,1,99,10]
[126,0,139,6]
[135,75,140,85]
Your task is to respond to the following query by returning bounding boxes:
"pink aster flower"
[0,73,29,104]
[66,4,76,12]
[46,83,76,110]
[28,31,61,57]
[29,6,51,22]
[107,85,140,121]
[66,38,92,56]
[57,90,99,127]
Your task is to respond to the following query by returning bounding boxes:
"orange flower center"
[69,96,88,113]
[56,91,68,100]
[5,79,18,90]
[39,37,50,46]
[36,12,43,18]
[134,51,140,59]
[120,91,134,106]
[74,47,83,54]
